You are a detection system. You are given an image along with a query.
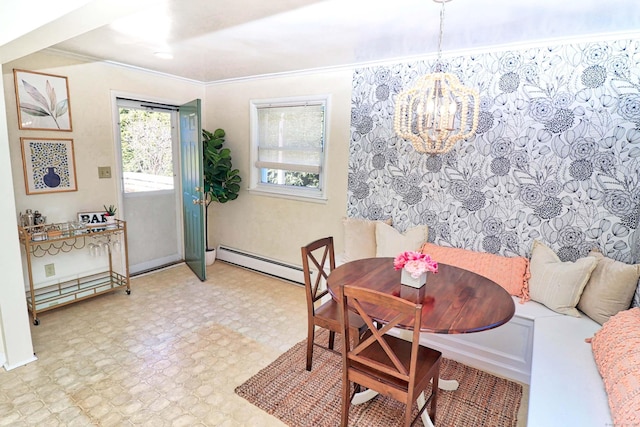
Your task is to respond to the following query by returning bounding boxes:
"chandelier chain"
[436,0,446,71]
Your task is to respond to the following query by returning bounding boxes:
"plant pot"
[206,248,217,266]
[105,215,116,229]
[400,269,427,288]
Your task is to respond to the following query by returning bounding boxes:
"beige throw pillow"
[342,217,391,262]
[375,222,428,258]
[577,250,640,325]
[528,240,597,317]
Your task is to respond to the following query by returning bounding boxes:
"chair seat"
[350,331,441,393]
[315,298,366,331]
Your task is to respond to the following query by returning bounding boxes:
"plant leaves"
[55,99,68,117]
[20,102,50,117]
[46,80,57,113]
[202,128,241,203]
[21,79,50,113]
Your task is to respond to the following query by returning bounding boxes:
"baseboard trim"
[216,245,304,284]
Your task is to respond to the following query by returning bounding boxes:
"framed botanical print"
[13,69,73,131]
[20,137,78,195]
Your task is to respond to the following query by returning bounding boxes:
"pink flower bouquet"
[394,250,438,278]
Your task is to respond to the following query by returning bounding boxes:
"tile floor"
[0,261,528,426]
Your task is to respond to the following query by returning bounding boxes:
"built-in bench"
[528,315,610,426]
[422,297,611,426]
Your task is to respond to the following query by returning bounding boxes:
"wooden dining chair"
[301,237,367,371]
[338,284,442,427]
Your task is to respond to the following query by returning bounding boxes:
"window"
[250,96,329,200]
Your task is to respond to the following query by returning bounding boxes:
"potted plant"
[202,128,241,264]
[104,204,117,227]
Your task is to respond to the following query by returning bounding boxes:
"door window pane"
[119,108,174,192]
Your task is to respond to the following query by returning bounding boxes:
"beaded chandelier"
[394,0,480,154]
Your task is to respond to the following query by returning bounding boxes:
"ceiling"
[50,0,640,83]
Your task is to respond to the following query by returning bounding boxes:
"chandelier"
[394,0,480,154]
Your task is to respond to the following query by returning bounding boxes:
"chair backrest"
[340,284,423,384]
[301,237,336,311]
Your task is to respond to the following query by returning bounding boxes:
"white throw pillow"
[375,222,429,258]
[342,217,391,262]
[528,240,597,317]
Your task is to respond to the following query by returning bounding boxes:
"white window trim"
[249,94,330,202]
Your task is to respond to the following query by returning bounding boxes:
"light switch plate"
[98,166,112,179]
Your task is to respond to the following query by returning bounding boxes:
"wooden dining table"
[327,257,515,334]
[326,257,515,427]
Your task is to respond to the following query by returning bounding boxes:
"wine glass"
[88,242,97,257]
[81,216,91,233]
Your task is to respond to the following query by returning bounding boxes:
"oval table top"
[327,257,515,334]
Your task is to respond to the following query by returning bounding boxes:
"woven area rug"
[235,331,523,427]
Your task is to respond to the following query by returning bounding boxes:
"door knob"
[192,199,205,205]
[195,186,203,192]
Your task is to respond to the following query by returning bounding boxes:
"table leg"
[415,377,459,427]
[438,378,459,391]
[351,377,458,407]
[351,388,378,404]
[417,392,435,427]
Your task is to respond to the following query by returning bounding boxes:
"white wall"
[0,74,36,369]
[204,70,353,266]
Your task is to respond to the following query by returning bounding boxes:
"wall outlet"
[44,263,55,277]
[98,166,112,179]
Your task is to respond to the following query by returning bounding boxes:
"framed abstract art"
[13,69,73,131]
[20,137,77,195]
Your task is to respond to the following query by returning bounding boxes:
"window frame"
[249,95,330,202]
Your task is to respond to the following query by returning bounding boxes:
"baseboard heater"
[216,245,307,285]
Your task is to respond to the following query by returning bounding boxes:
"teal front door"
[179,99,205,281]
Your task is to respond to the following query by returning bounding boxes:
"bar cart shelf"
[18,219,130,325]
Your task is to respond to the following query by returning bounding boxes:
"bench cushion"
[591,307,640,426]
[529,315,609,427]
[419,242,530,300]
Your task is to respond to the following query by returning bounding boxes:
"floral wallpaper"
[347,38,640,306]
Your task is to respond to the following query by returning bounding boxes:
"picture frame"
[20,137,78,195]
[13,69,73,131]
